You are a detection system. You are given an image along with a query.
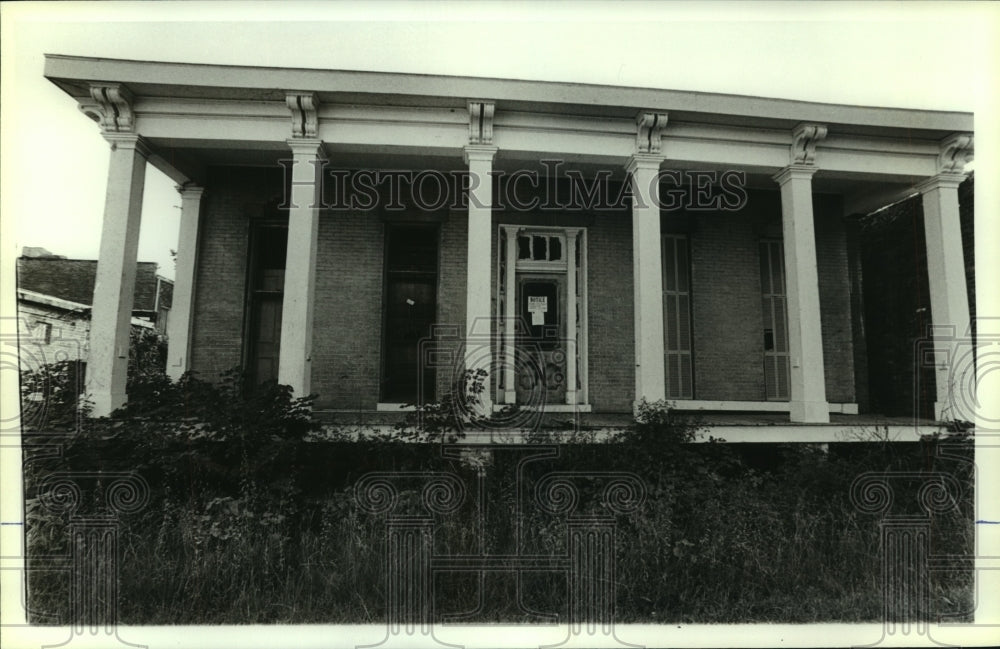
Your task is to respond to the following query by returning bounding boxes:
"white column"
[626,153,666,405]
[503,226,517,404]
[86,134,149,416]
[166,185,204,380]
[917,173,971,420]
[278,139,324,398]
[463,144,497,412]
[565,230,578,405]
[774,165,829,423]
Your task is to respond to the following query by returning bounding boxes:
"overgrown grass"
[20,364,975,625]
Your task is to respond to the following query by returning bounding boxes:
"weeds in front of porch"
[393,368,486,443]
[22,376,975,625]
[394,367,528,442]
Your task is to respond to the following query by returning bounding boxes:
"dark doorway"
[247,225,287,385]
[381,225,438,403]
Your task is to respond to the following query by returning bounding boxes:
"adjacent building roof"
[16,253,172,314]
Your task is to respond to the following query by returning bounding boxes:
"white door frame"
[498,224,588,409]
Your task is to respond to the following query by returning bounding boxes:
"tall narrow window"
[381,225,439,403]
[759,239,790,400]
[247,225,287,384]
[662,234,694,399]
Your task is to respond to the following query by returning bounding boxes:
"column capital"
[635,112,669,154]
[463,144,497,165]
[936,133,974,174]
[175,183,205,199]
[286,92,320,139]
[83,83,135,133]
[790,122,827,165]
[102,132,152,158]
[285,138,325,158]
[468,100,495,145]
[915,172,967,194]
[772,164,817,186]
[624,152,663,175]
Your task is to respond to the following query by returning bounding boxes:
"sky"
[1,1,1000,645]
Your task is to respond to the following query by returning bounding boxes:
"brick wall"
[688,205,768,401]
[433,210,469,399]
[687,190,856,404]
[814,194,856,403]
[190,165,467,409]
[858,175,974,418]
[189,167,264,377]
[189,166,859,413]
[311,210,384,409]
[586,212,635,412]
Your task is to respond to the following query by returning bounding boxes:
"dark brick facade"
[689,206,768,401]
[189,166,862,413]
[311,210,384,409]
[859,175,974,419]
[683,191,855,404]
[188,167,255,377]
[815,194,857,404]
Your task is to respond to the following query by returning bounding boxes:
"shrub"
[394,368,521,442]
[21,384,974,625]
[19,358,88,432]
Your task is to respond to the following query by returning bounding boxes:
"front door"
[515,275,567,406]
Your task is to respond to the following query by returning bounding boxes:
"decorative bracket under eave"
[286,92,320,139]
[468,100,495,145]
[635,112,669,154]
[937,133,974,174]
[790,123,828,166]
[81,83,135,133]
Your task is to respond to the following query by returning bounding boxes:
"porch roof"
[43,54,974,215]
[44,54,972,136]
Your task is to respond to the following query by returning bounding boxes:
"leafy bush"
[22,388,974,625]
[23,366,322,625]
[18,327,166,433]
[128,327,167,386]
[393,368,522,442]
[19,358,88,432]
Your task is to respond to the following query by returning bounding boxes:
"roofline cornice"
[43,54,974,134]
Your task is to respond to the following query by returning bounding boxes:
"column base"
[89,389,126,418]
[789,400,830,423]
[933,379,976,422]
[166,356,186,381]
[933,400,970,423]
[468,397,494,421]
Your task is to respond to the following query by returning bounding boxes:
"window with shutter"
[662,234,694,399]
[759,239,791,400]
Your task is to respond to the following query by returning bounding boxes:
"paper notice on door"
[528,295,547,326]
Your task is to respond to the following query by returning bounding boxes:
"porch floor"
[313,408,952,443]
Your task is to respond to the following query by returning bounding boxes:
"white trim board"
[669,400,859,415]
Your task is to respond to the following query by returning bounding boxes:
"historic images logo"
[280,158,749,213]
